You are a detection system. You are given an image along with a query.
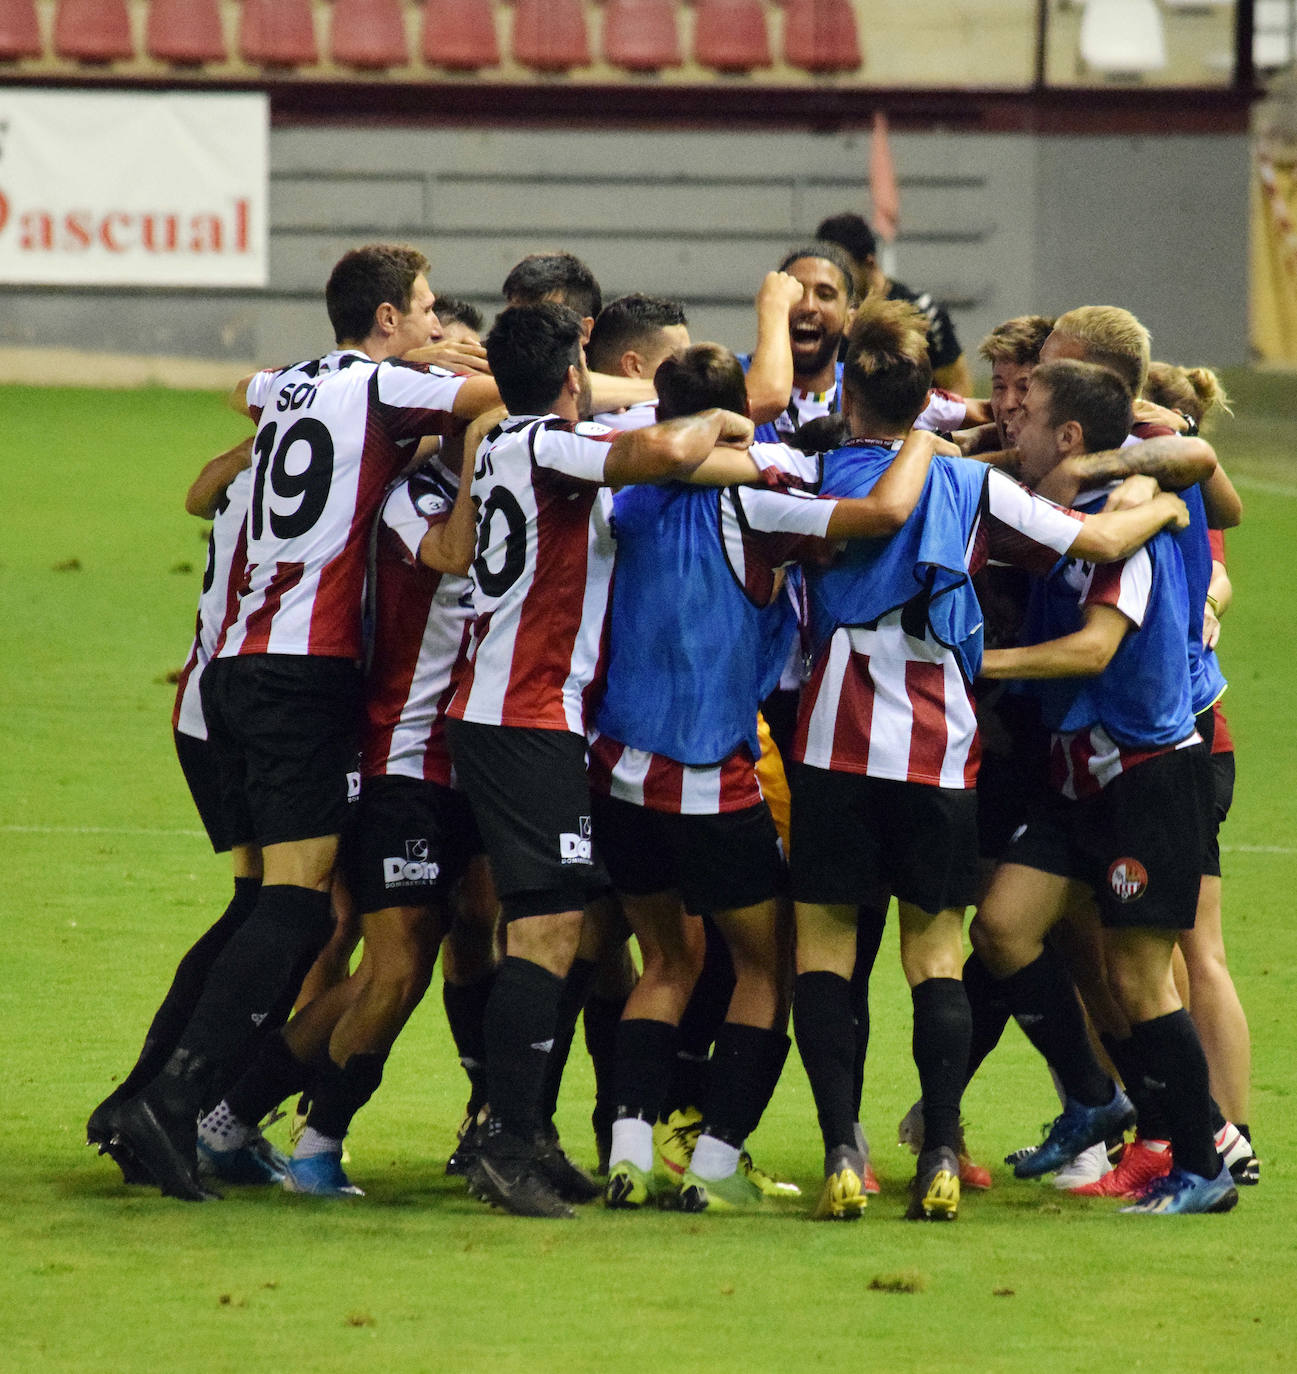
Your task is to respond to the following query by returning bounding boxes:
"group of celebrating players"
[87,218,1258,1222]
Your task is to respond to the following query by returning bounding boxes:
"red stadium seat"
[147,0,227,65]
[239,0,318,68]
[331,0,409,70]
[422,0,499,70]
[603,0,681,72]
[0,0,42,60]
[53,0,134,62]
[783,0,861,73]
[693,0,770,72]
[512,0,589,72]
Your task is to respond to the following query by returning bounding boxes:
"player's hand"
[714,409,756,448]
[756,271,805,314]
[406,340,492,375]
[1133,397,1189,433]
[904,427,960,458]
[1203,604,1222,649]
[1155,491,1191,530]
[1102,474,1160,511]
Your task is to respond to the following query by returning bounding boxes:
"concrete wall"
[0,125,1251,380]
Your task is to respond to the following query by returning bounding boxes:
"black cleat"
[87,1098,153,1186]
[533,1131,600,1203]
[446,1109,486,1179]
[110,1097,218,1202]
[469,1126,575,1219]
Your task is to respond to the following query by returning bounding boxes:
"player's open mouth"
[791,324,822,348]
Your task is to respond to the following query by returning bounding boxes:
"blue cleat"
[281,1152,364,1198]
[197,1134,288,1186]
[1011,1085,1135,1178]
[1120,1161,1239,1215]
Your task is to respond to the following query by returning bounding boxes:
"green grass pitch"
[1,375,1294,1371]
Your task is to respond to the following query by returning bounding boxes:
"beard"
[793,332,842,381]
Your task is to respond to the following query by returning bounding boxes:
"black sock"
[108,877,261,1106]
[794,971,858,1154]
[1209,1096,1227,1135]
[746,1028,791,1142]
[664,916,733,1113]
[1236,1120,1252,1144]
[849,904,886,1114]
[1128,1010,1220,1180]
[171,885,334,1081]
[484,955,564,1142]
[225,1029,312,1129]
[538,956,599,1131]
[702,1023,785,1148]
[998,949,1112,1107]
[613,1018,679,1122]
[912,978,971,1155]
[585,990,629,1142]
[1102,1032,1170,1140]
[306,1052,386,1142]
[443,973,495,1115]
[963,950,1013,1086]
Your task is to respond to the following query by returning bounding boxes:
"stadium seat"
[53,0,134,62]
[693,0,771,72]
[603,0,681,72]
[239,0,318,68]
[331,0,409,70]
[1078,0,1166,78]
[0,0,42,60]
[782,0,861,73]
[147,0,228,66]
[422,0,500,69]
[512,0,590,71]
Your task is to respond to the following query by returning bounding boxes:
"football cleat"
[604,1161,658,1210]
[907,1146,960,1221]
[1052,1140,1112,1191]
[678,1166,765,1213]
[471,1141,575,1220]
[447,1109,486,1178]
[812,1147,868,1221]
[897,1098,990,1188]
[532,1131,601,1203]
[1120,1161,1239,1215]
[739,1149,801,1198]
[654,1107,702,1181]
[282,1151,364,1198]
[1011,1086,1135,1178]
[1216,1123,1259,1186]
[1070,1138,1171,1198]
[109,1097,216,1202]
[87,1099,152,1186]
[197,1134,288,1186]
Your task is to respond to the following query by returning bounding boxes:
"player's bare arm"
[604,408,753,486]
[1201,462,1243,530]
[418,432,479,576]
[185,435,254,519]
[587,372,657,413]
[404,338,492,375]
[744,271,805,426]
[980,602,1131,680]
[1065,491,1190,563]
[450,373,504,421]
[822,427,948,538]
[1036,435,1218,506]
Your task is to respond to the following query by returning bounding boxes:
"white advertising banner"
[0,89,268,287]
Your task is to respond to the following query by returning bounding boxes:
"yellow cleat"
[740,1149,801,1198]
[654,1107,703,1181]
[813,1166,867,1221]
[907,1147,960,1221]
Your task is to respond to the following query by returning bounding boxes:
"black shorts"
[174,727,252,854]
[1202,750,1235,879]
[592,793,785,915]
[1005,745,1212,930]
[200,654,363,849]
[789,765,980,915]
[445,719,609,908]
[342,774,483,916]
[976,693,1050,861]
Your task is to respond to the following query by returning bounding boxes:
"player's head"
[1010,359,1132,487]
[777,241,858,381]
[326,244,434,350]
[814,212,878,296]
[1145,361,1232,430]
[486,303,589,417]
[501,253,603,341]
[979,314,1056,444]
[1041,306,1151,397]
[654,343,749,420]
[586,294,690,379]
[840,297,932,434]
[434,296,484,345]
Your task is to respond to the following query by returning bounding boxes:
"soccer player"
[106,244,501,1201]
[444,302,755,1218]
[972,359,1238,1216]
[787,302,1191,1222]
[587,292,691,430]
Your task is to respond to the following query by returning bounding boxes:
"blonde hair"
[1051,306,1151,396]
[1145,361,1233,429]
[979,314,1055,366]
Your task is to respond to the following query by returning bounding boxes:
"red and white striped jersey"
[592,400,658,432]
[216,350,465,662]
[172,467,251,740]
[794,470,1084,788]
[915,388,968,434]
[587,732,764,814]
[361,462,474,786]
[448,415,618,734]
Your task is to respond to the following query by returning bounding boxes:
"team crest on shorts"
[1107,858,1148,903]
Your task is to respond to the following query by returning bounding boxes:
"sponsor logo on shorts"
[559,815,593,865]
[1107,857,1148,903]
[347,770,361,803]
[383,836,440,887]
